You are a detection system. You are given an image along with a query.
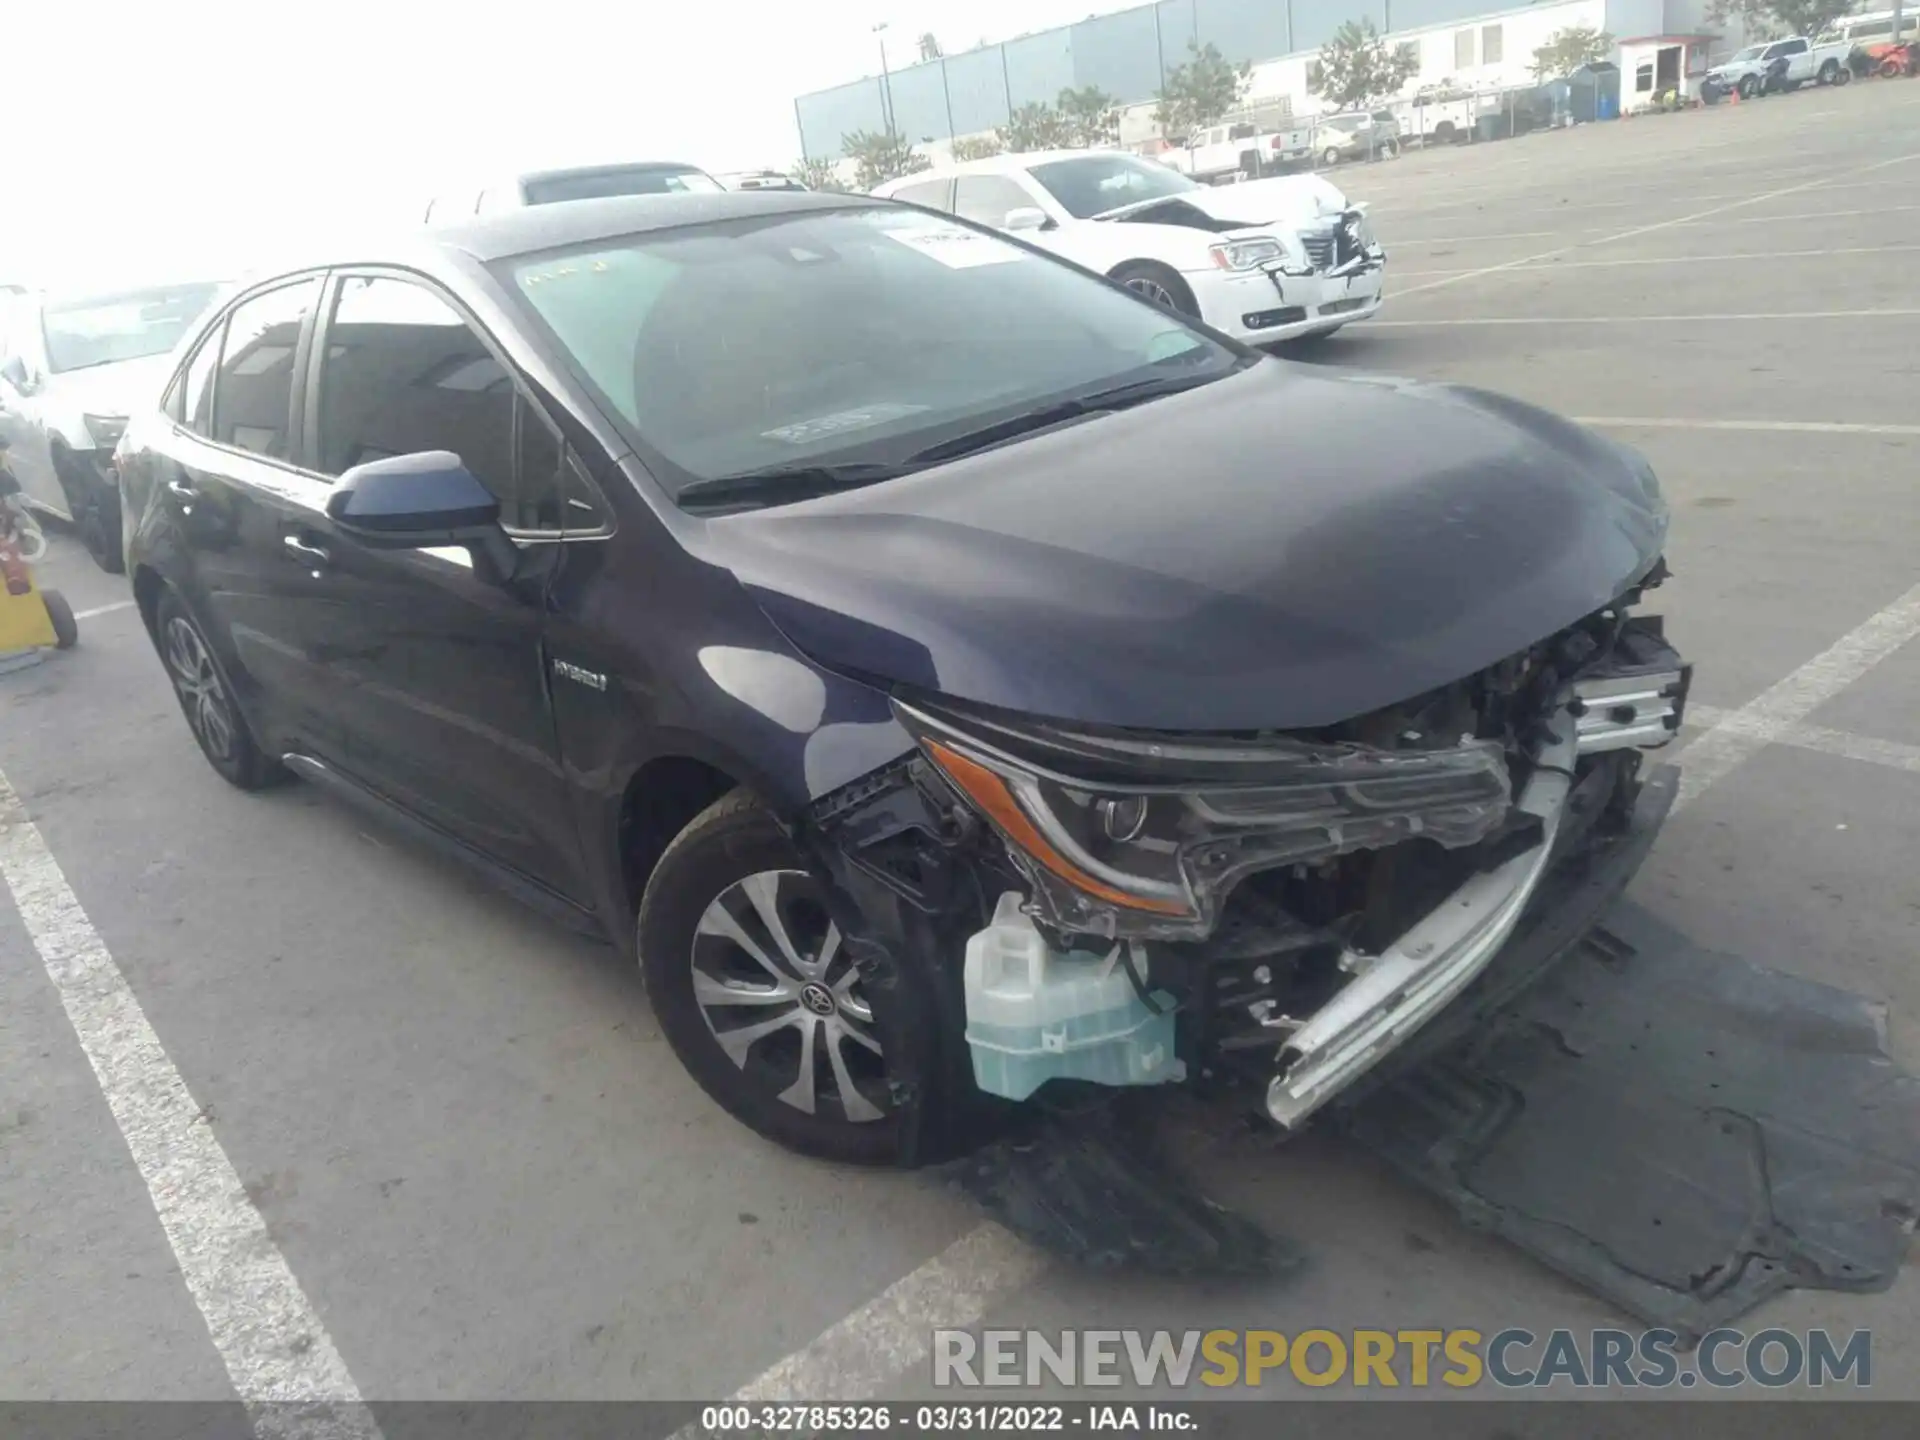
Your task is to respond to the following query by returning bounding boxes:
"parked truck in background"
[1165,118,1315,182]
[1703,35,1856,96]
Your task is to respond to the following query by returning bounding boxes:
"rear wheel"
[154,589,285,790]
[1109,261,1198,317]
[1322,145,1342,166]
[639,792,901,1165]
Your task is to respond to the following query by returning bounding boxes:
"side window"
[886,178,953,210]
[954,175,1040,229]
[214,280,317,460]
[182,327,221,434]
[316,275,560,532]
[1785,38,1808,54]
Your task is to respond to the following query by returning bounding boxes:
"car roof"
[431,190,883,262]
[515,159,710,184]
[874,148,1150,192]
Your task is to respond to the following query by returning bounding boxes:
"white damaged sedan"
[873,150,1385,344]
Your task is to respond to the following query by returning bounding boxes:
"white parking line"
[712,1224,1045,1413]
[0,770,383,1440]
[1371,309,1920,326]
[1674,583,1920,812]
[1394,242,1920,277]
[73,599,136,621]
[1687,704,1920,775]
[1390,149,1920,300]
[1385,204,1920,250]
[1576,417,1920,436]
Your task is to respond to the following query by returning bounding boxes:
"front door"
[296,270,587,901]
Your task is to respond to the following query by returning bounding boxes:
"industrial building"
[793,0,1746,161]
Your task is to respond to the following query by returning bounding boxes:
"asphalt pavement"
[4,78,1920,1418]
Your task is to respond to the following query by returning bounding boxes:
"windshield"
[1730,45,1766,61]
[504,205,1238,499]
[523,166,724,204]
[39,282,222,374]
[1025,154,1198,220]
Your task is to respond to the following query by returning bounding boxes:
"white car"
[0,280,225,571]
[873,150,1386,345]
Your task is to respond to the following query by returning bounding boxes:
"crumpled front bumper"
[1267,636,1689,1128]
[1266,707,1581,1127]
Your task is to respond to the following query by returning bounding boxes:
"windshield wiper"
[902,371,1225,468]
[676,460,908,514]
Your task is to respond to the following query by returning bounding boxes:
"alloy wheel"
[163,616,237,761]
[1122,276,1176,309]
[691,868,889,1124]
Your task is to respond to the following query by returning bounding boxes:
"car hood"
[1099,174,1352,234]
[705,361,1669,735]
[40,353,175,416]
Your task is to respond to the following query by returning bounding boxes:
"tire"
[40,588,77,649]
[1880,58,1902,77]
[1322,145,1342,166]
[153,589,285,790]
[1108,261,1198,317]
[1434,121,1457,144]
[51,445,125,574]
[1819,59,1840,84]
[639,791,902,1165]
[1738,75,1758,98]
[1835,62,1853,84]
[1380,138,1399,158]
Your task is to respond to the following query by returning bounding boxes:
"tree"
[1705,0,1854,40]
[950,134,1005,161]
[917,32,943,62]
[996,102,1075,153]
[1307,20,1420,111]
[790,156,852,192]
[1056,85,1121,147]
[842,129,931,190]
[1530,25,1615,80]
[1154,40,1252,139]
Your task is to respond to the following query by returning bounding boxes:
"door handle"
[283,533,331,568]
[166,477,198,499]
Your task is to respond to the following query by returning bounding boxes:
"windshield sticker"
[881,220,1027,269]
[761,403,929,445]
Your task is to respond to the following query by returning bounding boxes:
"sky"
[4,0,1124,296]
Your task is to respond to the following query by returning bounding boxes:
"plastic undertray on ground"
[1336,901,1920,1342]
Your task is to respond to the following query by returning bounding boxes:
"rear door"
[146,275,342,755]
[295,268,587,898]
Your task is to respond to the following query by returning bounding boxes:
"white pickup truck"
[1166,119,1316,183]
[1703,34,1856,97]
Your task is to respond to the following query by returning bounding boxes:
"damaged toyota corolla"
[120,190,1689,1171]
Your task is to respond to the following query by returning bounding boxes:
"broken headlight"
[1209,236,1287,271]
[898,698,1514,939]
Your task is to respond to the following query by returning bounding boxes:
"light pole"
[873,22,897,135]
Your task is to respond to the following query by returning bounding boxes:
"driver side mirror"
[0,354,32,393]
[1003,207,1050,232]
[325,451,519,581]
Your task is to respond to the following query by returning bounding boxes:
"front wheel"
[41,588,77,649]
[1819,59,1840,84]
[52,446,125,575]
[639,792,901,1165]
[1108,261,1198,317]
[1738,75,1758,98]
[1322,145,1342,166]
